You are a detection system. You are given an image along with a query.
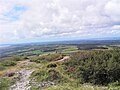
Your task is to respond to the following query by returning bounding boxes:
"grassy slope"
[0,45,120,90]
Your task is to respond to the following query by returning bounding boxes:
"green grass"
[45,83,108,90]
[29,50,44,54]
[108,81,120,90]
[0,64,6,71]
[1,60,17,67]
[30,53,63,63]
[0,77,15,90]
[62,46,79,54]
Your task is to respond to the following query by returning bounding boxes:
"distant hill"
[94,37,120,40]
[0,37,120,46]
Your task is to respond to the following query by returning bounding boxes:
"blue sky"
[0,0,120,44]
[3,5,27,21]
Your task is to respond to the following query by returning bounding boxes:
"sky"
[0,0,120,44]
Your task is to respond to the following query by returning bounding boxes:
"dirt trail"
[56,56,70,62]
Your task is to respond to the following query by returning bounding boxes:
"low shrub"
[0,64,5,71]
[62,50,120,85]
[12,56,23,61]
[47,63,57,68]
[30,53,63,63]
[31,68,68,83]
[1,60,17,66]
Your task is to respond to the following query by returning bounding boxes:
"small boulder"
[5,71,15,77]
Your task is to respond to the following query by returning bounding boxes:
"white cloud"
[0,0,120,43]
[105,0,120,22]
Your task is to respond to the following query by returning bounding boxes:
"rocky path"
[9,69,33,90]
